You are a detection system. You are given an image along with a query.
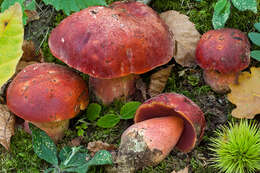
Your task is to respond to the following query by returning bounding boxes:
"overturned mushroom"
[6,63,88,142]
[196,28,250,93]
[48,1,174,104]
[107,92,205,172]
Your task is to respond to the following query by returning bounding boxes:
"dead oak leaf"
[87,140,117,157]
[160,11,201,67]
[227,67,260,119]
[21,40,44,62]
[148,65,173,97]
[24,10,39,23]
[0,104,15,150]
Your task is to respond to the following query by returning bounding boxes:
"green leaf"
[97,114,120,128]
[254,23,260,32]
[212,0,231,29]
[65,150,113,173]
[250,50,260,61]
[87,150,113,167]
[42,0,107,16]
[29,123,59,166]
[248,32,260,46]
[0,3,24,88]
[120,101,141,120]
[59,146,90,169]
[59,146,72,162]
[231,0,257,13]
[1,0,36,25]
[44,168,56,173]
[86,103,102,122]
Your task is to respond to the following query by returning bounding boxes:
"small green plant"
[29,123,113,173]
[76,101,141,135]
[209,120,260,173]
[42,0,107,15]
[248,22,260,61]
[212,0,257,29]
[1,0,107,25]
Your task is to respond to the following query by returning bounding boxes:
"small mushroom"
[107,93,205,172]
[48,1,174,104]
[196,28,250,93]
[6,63,88,142]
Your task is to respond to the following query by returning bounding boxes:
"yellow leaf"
[0,3,24,88]
[227,67,260,119]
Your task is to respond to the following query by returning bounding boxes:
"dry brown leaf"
[69,137,83,147]
[16,60,38,72]
[136,78,147,100]
[87,140,117,156]
[24,10,40,23]
[171,167,189,173]
[227,67,260,119]
[160,11,201,67]
[16,40,44,72]
[0,104,15,150]
[21,40,44,62]
[148,65,173,97]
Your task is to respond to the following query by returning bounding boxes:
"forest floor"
[0,0,260,173]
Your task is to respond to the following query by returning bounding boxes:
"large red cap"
[48,1,174,79]
[134,92,205,153]
[196,28,250,74]
[7,63,88,122]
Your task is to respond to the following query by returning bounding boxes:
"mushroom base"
[89,74,139,105]
[106,116,184,173]
[24,119,69,142]
[203,70,239,93]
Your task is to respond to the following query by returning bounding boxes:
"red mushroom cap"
[134,92,205,153]
[7,63,88,122]
[196,28,250,74]
[48,1,174,79]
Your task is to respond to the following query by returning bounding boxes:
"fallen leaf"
[16,60,38,73]
[69,137,83,147]
[171,167,189,173]
[0,3,24,88]
[136,78,147,100]
[0,97,4,104]
[87,141,117,157]
[24,10,39,23]
[148,65,173,97]
[160,11,201,67]
[0,104,15,150]
[227,67,260,119]
[21,40,44,62]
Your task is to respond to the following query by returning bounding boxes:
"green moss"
[0,128,48,172]
[151,0,260,34]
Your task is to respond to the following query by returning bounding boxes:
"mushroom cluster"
[196,28,250,93]
[108,93,205,172]
[4,1,206,171]
[48,1,174,104]
[6,63,88,142]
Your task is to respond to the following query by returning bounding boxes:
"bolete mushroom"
[196,28,250,93]
[48,1,174,104]
[107,92,205,172]
[6,63,88,142]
